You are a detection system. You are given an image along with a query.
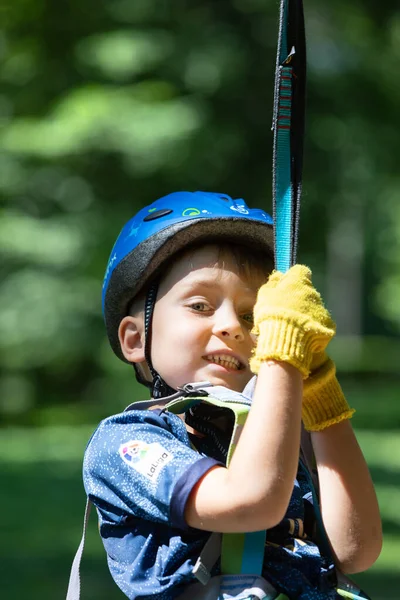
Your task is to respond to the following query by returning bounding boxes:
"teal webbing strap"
[231,3,307,579]
[240,530,266,574]
[274,64,294,272]
[272,0,306,273]
[230,1,307,579]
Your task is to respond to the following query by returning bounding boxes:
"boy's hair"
[167,240,273,288]
[129,241,273,317]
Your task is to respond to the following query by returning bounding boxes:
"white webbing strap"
[66,498,92,600]
[192,532,222,585]
[65,504,220,597]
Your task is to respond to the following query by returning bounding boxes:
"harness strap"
[221,530,266,576]
[192,532,222,585]
[65,498,91,600]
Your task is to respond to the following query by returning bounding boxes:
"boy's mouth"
[203,354,244,371]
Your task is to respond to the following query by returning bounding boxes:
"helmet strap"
[143,281,176,399]
[132,364,152,391]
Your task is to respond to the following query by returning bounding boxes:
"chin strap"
[142,281,176,399]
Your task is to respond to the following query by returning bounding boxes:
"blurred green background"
[1,0,399,598]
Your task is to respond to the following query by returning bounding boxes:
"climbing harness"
[67,383,371,600]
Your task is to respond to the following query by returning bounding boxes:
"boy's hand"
[302,352,355,431]
[250,265,335,378]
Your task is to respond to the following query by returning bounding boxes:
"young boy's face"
[149,244,264,393]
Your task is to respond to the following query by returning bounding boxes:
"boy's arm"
[185,360,303,532]
[302,355,382,573]
[186,266,334,533]
[312,421,382,574]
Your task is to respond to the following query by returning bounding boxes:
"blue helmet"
[103,191,274,361]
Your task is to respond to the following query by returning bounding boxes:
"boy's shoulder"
[87,406,188,448]
[82,407,197,494]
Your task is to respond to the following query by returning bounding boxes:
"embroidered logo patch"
[119,440,173,481]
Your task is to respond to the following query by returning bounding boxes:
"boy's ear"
[118,316,146,364]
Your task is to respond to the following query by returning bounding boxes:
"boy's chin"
[169,371,252,394]
[202,373,252,393]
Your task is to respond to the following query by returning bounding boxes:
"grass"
[1,420,399,599]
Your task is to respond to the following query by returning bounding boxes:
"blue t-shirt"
[83,401,338,600]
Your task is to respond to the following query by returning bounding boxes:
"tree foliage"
[1,0,400,423]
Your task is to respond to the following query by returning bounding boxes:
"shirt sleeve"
[83,409,221,530]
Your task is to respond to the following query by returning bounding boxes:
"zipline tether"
[272,0,307,273]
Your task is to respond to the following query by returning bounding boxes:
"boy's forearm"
[185,360,303,532]
[226,360,303,527]
[312,421,382,573]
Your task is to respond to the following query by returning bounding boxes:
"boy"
[83,191,382,600]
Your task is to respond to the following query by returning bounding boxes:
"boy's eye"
[190,302,209,312]
[242,313,254,325]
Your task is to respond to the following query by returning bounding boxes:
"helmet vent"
[143,208,173,222]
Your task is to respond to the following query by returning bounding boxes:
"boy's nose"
[213,311,245,342]
[220,329,244,341]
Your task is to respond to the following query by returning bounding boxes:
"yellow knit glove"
[302,352,355,431]
[250,265,335,378]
